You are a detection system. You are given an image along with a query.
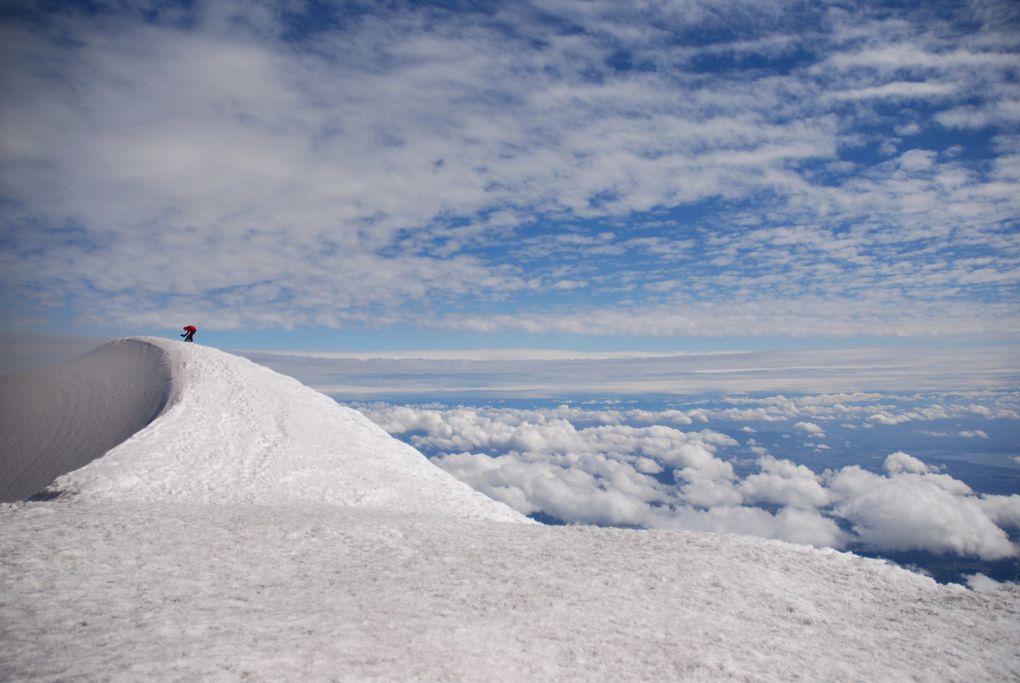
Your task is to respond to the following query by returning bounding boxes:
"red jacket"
[183,325,197,333]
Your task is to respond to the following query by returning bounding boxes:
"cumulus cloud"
[653,505,849,550]
[739,456,832,509]
[884,451,932,475]
[434,451,665,527]
[978,495,1020,530]
[358,402,1019,560]
[794,421,825,437]
[675,467,742,509]
[964,574,1008,592]
[828,466,1015,560]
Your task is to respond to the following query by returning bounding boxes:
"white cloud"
[443,298,1020,339]
[828,464,1015,560]
[794,421,825,437]
[864,400,1015,426]
[827,81,955,101]
[867,413,912,426]
[959,430,989,439]
[884,451,932,475]
[978,495,1020,530]
[634,457,663,475]
[653,505,848,549]
[248,347,1020,397]
[359,402,1019,561]
[434,451,663,527]
[937,101,1020,129]
[739,456,832,509]
[676,468,742,509]
[769,507,849,549]
[1,2,1018,337]
[964,573,1008,592]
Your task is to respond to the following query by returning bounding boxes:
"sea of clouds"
[356,393,1020,566]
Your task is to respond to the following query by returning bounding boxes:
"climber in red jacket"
[181,325,197,342]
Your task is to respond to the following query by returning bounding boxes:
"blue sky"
[1,0,1018,356]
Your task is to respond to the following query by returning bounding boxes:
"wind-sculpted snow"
[0,339,171,502]
[38,339,525,522]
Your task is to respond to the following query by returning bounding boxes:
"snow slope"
[1,338,1019,681]
[3,502,1020,682]
[33,338,526,522]
[0,339,171,502]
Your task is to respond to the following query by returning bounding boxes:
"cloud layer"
[358,398,1020,561]
[243,344,1020,396]
[1,1,1018,338]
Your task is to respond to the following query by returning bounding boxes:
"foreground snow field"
[4,501,1020,682]
[2,339,1019,681]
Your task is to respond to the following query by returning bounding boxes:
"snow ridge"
[0,338,172,502]
[48,338,526,523]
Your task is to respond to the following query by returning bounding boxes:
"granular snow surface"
[2,339,1019,681]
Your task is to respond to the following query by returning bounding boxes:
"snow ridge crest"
[51,338,527,523]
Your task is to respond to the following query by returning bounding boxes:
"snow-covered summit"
[19,338,525,522]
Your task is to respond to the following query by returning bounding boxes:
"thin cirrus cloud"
[242,343,1020,396]
[0,0,1017,340]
